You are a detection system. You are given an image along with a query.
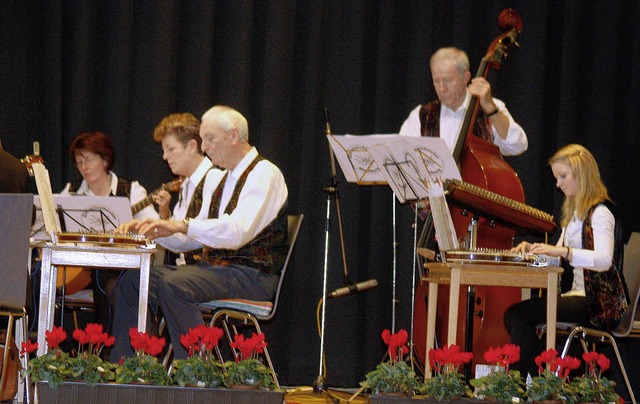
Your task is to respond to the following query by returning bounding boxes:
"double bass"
[413,9,525,370]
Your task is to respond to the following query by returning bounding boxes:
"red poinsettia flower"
[72,329,90,345]
[201,326,224,351]
[128,328,165,357]
[179,324,224,357]
[583,351,599,363]
[581,350,612,379]
[85,323,104,337]
[534,348,580,381]
[104,335,115,348]
[229,332,268,361]
[556,355,581,380]
[249,332,267,354]
[45,325,67,349]
[381,329,409,362]
[483,344,520,372]
[596,353,610,372]
[582,351,600,376]
[230,334,252,360]
[20,339,38,356]
[145,336,166,357]
[73,323,115,355]
[428,344,473,374]
[129,328,149,352]
[180,331,201,356]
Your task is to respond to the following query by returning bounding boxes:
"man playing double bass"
[400,47,527,156]
[399,46,529,372]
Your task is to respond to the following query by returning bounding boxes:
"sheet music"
[326,134,397,184]
[401,137,462,182]
[31,195,133,240]
[32,162,60,235]
[368,137,461,203]
[368,142,424,202]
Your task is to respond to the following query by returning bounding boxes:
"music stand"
[312,133,394,393]
[367,136,461,369]
[32,195,133,240]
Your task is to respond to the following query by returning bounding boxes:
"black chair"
[198,214,304,388]
[0,194,33,402]
[538,232,640,404]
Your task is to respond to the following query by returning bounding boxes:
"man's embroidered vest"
[202,155,287,275]
[418,99,493,142]
[165,169,212,265]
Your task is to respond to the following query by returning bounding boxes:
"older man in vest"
[399,47,527,156]
[111,105,288,360]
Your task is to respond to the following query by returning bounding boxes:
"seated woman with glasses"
[60,131,158,339]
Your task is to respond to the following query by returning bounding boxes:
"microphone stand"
[313,109,351,394]
[391,194,397,333]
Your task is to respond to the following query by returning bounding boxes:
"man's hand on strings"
[117,219,143,234]
[117,218,178,239]
[468,77,495,112]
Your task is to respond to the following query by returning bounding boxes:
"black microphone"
[329,279,378,299]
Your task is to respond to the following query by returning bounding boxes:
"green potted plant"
[115,328,171,385]
[223,332,277,390]
[469,343,525,402]
[421,344,473,400]
[23,323,117,386]
[563,351,622,404]
[22,326,72,387]
[171,324,225,388]
[526,348,580,403]
[68,323,117,384]
[360,329,420,396]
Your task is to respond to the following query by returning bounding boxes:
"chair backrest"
[262,213,303,320]
[0,194,33,308]
[613,232,640,337]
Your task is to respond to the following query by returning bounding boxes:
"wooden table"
[423,262,563,377]
[36,242,156,356]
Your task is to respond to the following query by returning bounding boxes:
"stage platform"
[14,384,369,404]
[284,386,366,403]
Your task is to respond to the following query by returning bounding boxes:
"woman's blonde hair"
[549,144,609,227]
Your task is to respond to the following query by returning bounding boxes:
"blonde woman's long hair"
[549,144,610,227]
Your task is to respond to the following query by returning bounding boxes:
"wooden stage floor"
[283,386,367,403]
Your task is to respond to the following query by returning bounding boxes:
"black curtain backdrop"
[2,0,639,388]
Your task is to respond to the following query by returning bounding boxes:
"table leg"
[137,253,151,332]
[425,281,438,379]
[447,268,461,346]
[546,271,558,349]
[37,248,57,356]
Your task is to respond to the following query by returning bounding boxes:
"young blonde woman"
[505,143,627,376]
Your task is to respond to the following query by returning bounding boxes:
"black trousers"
[503,294,589,376]
[110,262,278,362]
[91,269,124,334]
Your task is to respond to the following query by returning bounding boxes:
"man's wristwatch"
[486,107,500,118]
[182,218,190,234]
